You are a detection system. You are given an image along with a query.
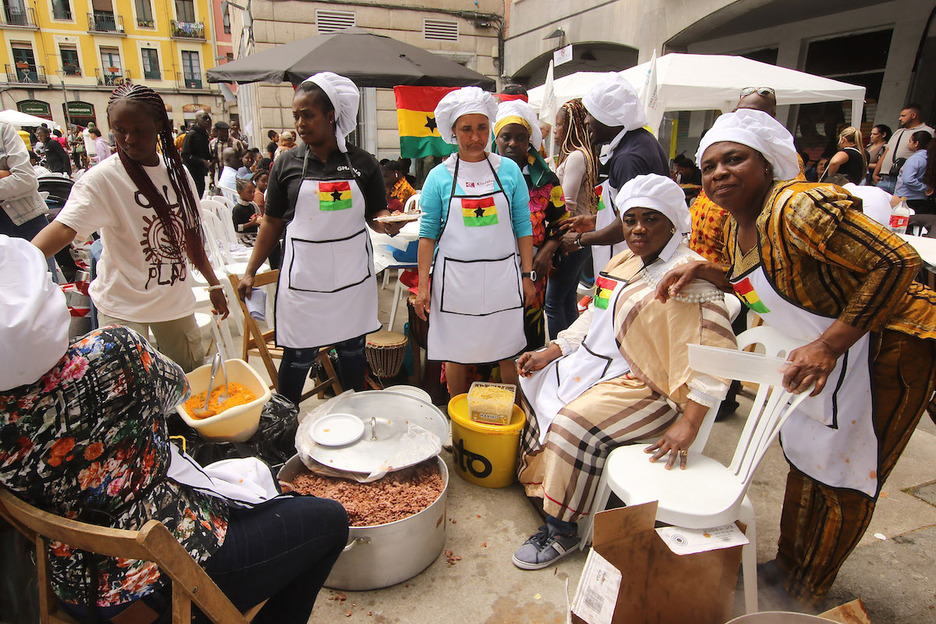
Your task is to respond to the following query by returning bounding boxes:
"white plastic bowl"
[177,359,271,442]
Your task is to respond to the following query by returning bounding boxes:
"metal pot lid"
[302,391,448,474]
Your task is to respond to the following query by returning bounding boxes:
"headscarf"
[615,174,691,235]
[696,109,800,181]
[582,73,647,132]
[301,72,360,153]
[434,87,498,145]
[0,236,70,391]
[494,100,543,151]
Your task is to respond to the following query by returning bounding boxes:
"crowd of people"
[1,65,935,624]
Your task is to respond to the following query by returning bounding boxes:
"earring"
[670,227,676,233]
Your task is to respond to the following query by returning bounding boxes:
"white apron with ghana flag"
[591,180,628,279]
[427,154,525,364]
[275,149,380,349]
[730,263,878,497]
[519,271,632,444]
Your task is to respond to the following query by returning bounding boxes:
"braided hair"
[106,83,202,259]
[557,98,598,212]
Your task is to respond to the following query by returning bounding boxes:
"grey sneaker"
[512,525,580,570]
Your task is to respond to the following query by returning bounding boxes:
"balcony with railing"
[170,19,205,40]
[0,6,37,28]
[87,12,125,34]
[96,67,131,87]
[5,63,48,84]
[176,71,203,90]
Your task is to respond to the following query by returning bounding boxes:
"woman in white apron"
[659,109,936,602]
[412,87,535,398]
[511,175,735,570]
[237,73,401,405]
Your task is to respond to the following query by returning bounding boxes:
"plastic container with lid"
[467,381,516,425]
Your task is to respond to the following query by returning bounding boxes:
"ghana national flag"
[595,184,606,211]
[319,181,352,211]
[462,197,498,227]
[594,276,616,309]
[394,86,459,159]
[733,277,770,314]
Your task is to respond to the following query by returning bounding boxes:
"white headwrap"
[582,73,647,132]
[301,72,360,153]
[615,174,691,235]
[696,109,800,181]
[434,87,498,145]
[494,99,543,151]
[0,236,70,391]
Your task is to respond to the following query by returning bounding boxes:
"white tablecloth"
[370,220,421,274]
[900,234,936,272]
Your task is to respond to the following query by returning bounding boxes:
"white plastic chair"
[200,198,228,220]
[403,192,420,213]
[581,326,810,615]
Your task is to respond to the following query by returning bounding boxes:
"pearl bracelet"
[207,284,225,292]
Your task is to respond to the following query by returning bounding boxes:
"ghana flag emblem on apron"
[319,181,352,211]
[462,197,498,227]
[594,276,616,309]
[733,277,770,314]
[596,185,606,211]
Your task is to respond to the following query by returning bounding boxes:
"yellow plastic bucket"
[448,393,526,488]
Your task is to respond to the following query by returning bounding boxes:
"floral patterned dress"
[0,327,228,607]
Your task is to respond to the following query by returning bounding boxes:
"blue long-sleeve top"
[895,150,930,200]
[419,153,533,240]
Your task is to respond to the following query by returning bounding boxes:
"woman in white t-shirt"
[33,84,228,372]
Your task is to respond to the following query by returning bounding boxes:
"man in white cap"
[560,73,669,278]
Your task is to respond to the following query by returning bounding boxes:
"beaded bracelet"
[207,284,225,292]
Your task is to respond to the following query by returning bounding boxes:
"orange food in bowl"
[183,383,258,419]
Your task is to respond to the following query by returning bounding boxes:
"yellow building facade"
[0,0,224,132]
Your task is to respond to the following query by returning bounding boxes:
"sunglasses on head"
[740,87,776,98]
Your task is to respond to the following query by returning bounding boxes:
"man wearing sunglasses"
[738,86,777,117]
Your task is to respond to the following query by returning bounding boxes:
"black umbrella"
[206,28,495,89]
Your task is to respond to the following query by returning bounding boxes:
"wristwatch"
[521,270,537,282]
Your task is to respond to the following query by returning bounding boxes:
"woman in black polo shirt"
[236,72,400,404]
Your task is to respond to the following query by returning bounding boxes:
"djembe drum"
[365,330,408,378]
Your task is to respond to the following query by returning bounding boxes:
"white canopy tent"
[528,53,866,132]
[0,109,62,131]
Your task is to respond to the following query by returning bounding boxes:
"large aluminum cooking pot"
[279,454,448,591]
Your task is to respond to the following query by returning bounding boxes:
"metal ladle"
[193,353,221,417]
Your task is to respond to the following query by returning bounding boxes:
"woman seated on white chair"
[511,174,736,570]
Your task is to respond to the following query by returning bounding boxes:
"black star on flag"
[331,190,344,202]
[425,116,438,134]
[475,207,486,218]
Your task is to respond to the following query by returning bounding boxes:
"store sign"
[66,101,95,117]
[18,100,51,118]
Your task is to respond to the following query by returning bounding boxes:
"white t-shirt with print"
[55,155,197,323]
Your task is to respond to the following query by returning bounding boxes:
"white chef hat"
[301,72,360,153]
[434,87,498,145]
[0,236,70,391]
[582,73,647,132]
[696,109,800,181]
[494,99,543,151]
[615,174,691,235]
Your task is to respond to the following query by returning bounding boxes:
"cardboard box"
[571,502,744,624]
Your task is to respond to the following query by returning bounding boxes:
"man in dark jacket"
[181,110,212,197]
[36,126,71,175]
